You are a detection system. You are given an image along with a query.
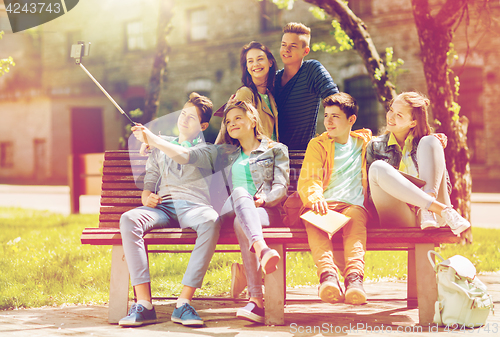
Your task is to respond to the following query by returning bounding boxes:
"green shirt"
[231,151,257,195]
[323,136,364,207]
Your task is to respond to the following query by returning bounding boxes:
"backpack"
[428,251,494,328]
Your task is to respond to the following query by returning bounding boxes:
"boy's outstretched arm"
[132,124,190,165]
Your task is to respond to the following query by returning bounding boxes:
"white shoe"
[230,263,247,298]
[441,207,471,236]
[420,208,439,230]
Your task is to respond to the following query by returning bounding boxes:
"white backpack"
[428,251,494,328]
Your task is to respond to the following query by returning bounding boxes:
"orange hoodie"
[297,129,373,208]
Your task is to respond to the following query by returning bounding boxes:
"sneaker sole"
[345,288,367,305]
[119,318,156,327]
[261,251,280,275]
[318,281,344,304]
[236,308,265,324]
[420,222,440,230]
[171,316,204,326]
[450,222,471,236]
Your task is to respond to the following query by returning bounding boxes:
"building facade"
[0,0,499,190]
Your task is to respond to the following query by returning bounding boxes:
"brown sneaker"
[318,271,344,304]
[230,262,247,298]
[344,272,367,305]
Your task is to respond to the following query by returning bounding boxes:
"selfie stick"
[78,63,137,125]
[71,41,137,125]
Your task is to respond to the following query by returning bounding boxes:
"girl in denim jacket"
[366,92,470,237]
[214,100,289,323]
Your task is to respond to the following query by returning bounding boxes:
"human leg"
[416,136,447,228]
[369,160,430,227]
[303,218,343,303]
[172,202,220,326]
[235,206,282,323]
[118,204,177,326]
[333,203,368,305]
[223,187,280,274]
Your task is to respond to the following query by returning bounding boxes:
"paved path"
[0,185,499,228]
[1,274,499,336]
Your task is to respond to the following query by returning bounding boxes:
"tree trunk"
[304,0,397,110]
[411,0,472,219]
[141,0,174,123]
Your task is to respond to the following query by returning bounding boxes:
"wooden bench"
[81,150,461,326]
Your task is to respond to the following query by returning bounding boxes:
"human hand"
[131,124,154,145]
[227,94,237,106]
[311,200,328,215]
[254,197,266,208]
[145,193,162,208]
[139,143,151,156]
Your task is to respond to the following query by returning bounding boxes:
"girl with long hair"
[366,92,470,237]
[216,41,279,142]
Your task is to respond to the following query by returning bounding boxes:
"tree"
[141,0,174,123]
[410,0,472,220]
[296,0,473,219]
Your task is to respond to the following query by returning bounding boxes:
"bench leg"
[407,249,418,308]
[415,243,437,326]
[264,243,285,326]
[108,245,130,324]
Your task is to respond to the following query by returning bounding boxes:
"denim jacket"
[188,138,290,208]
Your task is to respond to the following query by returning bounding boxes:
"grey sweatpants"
[119,199,220,288]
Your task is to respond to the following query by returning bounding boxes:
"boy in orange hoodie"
[297,92,372,305]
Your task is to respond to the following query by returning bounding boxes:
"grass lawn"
[1,207,499,309]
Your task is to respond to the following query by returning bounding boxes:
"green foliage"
[309,6,327,21]
[1,208,498,309]
[270,0,295,10]
[446,43,462,123]
[0,31,16,77]
[312,20,354,54]
[384,47,407,86]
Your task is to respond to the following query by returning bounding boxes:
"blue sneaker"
[171,303,204,326]
[118,303,157,327]
[236,301,265,324]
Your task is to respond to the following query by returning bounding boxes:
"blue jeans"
[220,187,282,298]
[119,199,219,288]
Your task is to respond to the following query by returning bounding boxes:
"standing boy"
[275,22,339,150]
[118,93,219,327]
[298,93,372,305]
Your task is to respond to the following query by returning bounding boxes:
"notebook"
[300,209,351,237]
[398,170,426,188]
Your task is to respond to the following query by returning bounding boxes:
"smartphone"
[70,41,91,64]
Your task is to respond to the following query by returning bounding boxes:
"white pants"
[369,136,451,227]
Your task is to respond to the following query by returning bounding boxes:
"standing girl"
[366,92,470,236]
[216,41,279,142]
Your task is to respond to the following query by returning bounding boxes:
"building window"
[261,0,282,32]
[349,0,372,16]
[126,21,146,51]
[454,67,485,164]
[187,8,208,42]
[344,75,380,134]
[0,142,14,168]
